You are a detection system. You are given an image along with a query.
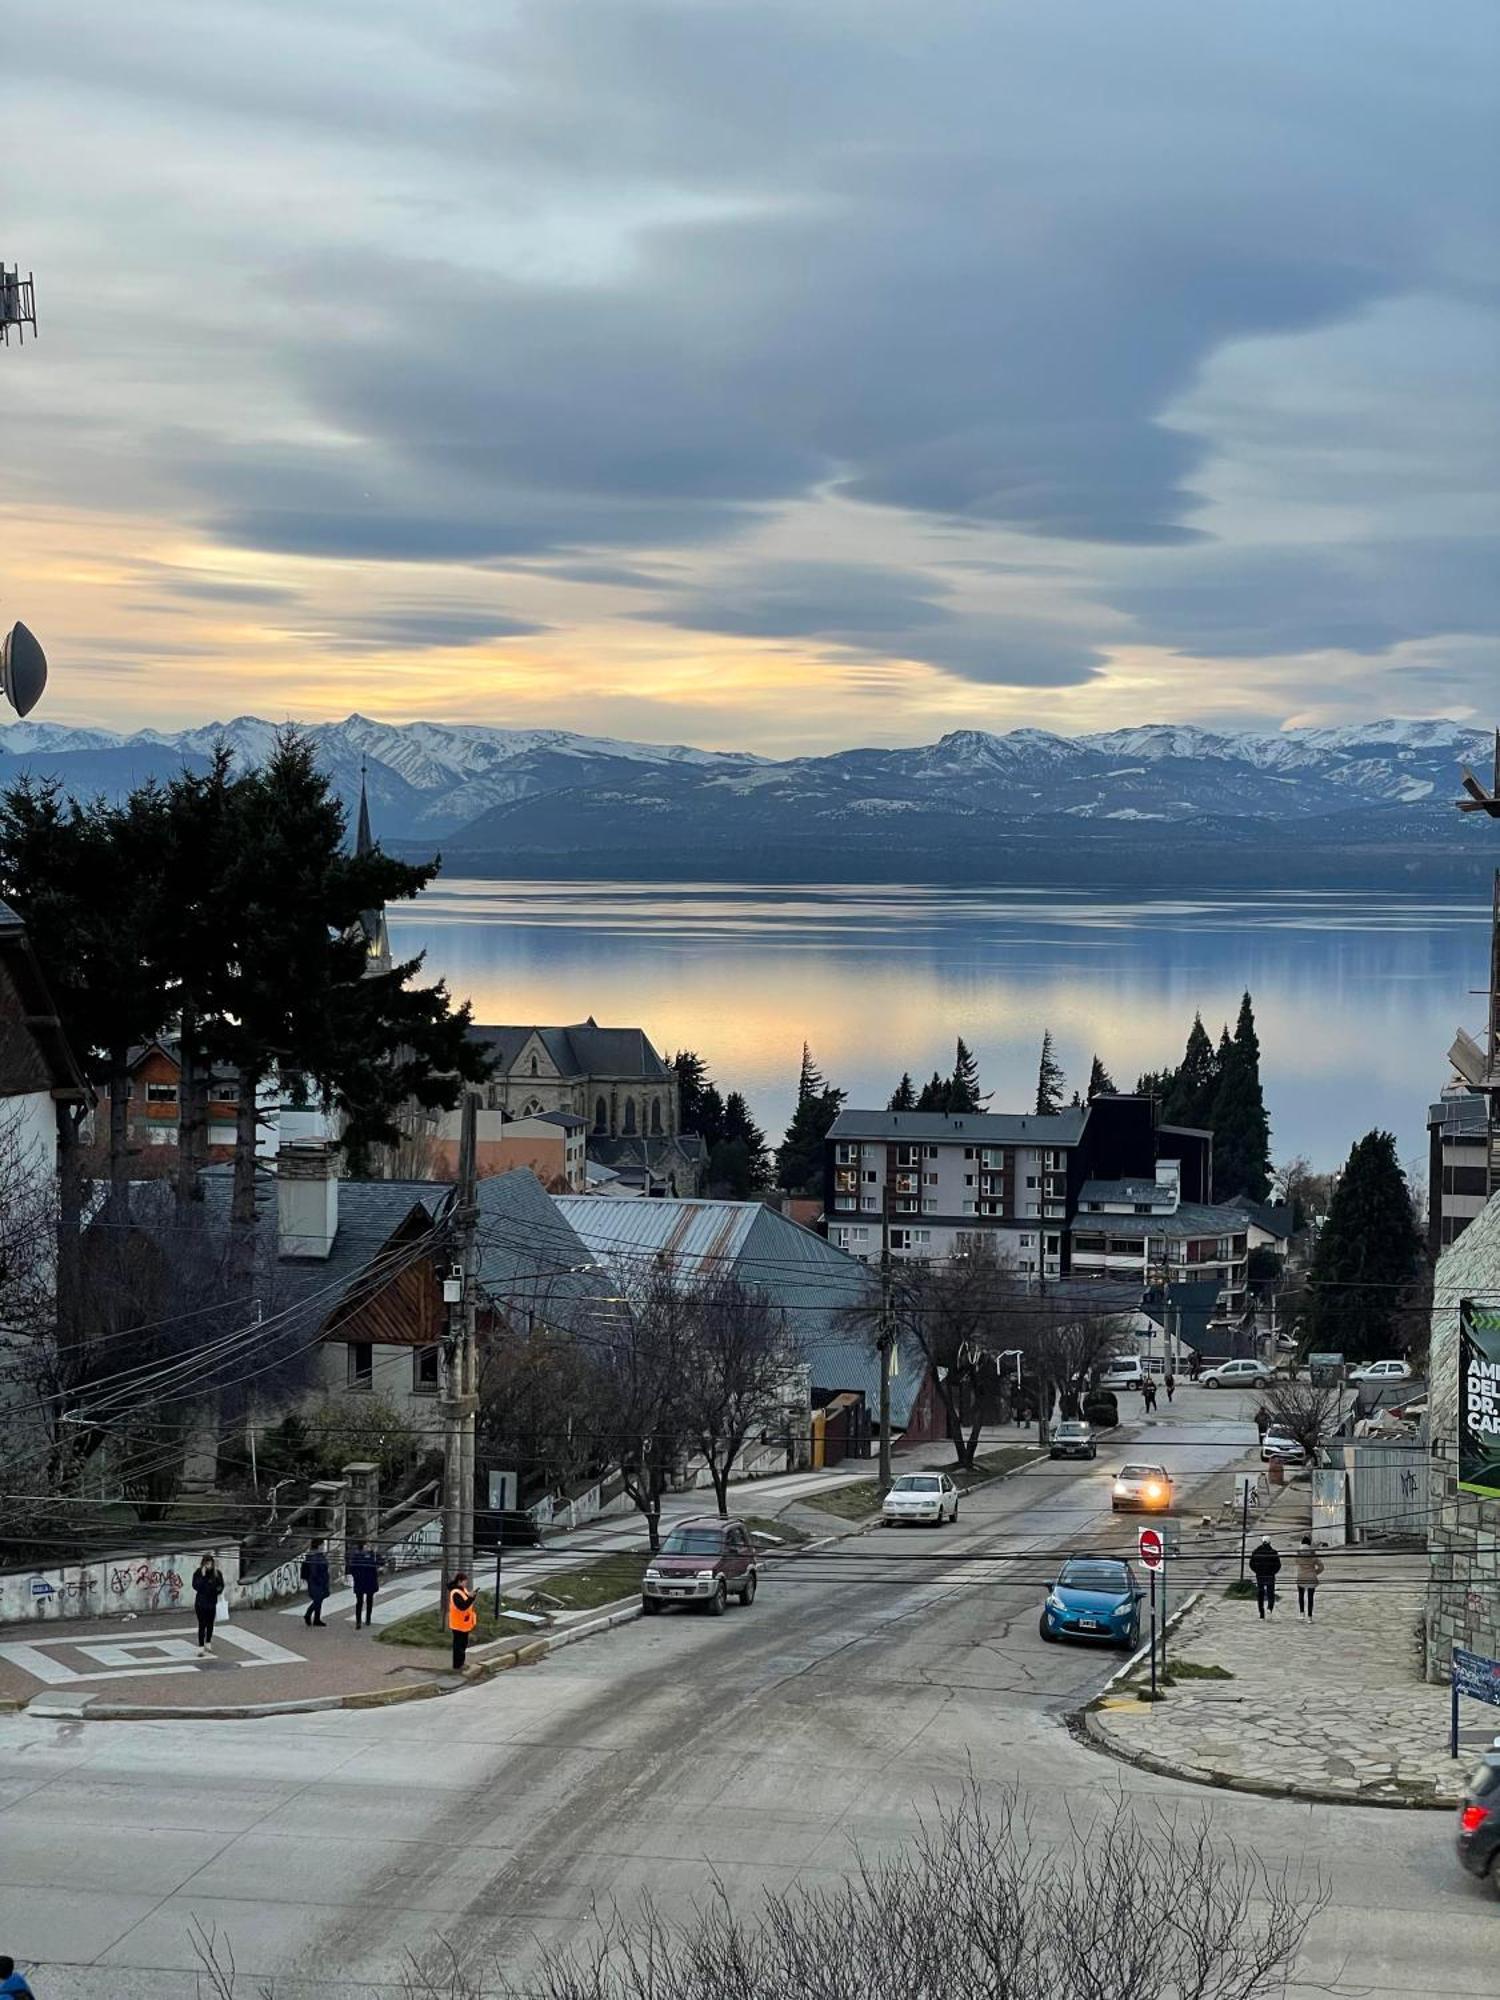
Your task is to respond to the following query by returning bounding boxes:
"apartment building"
[1427,1086,1491,1259]
[1067,1164,1250,1318]
[824,1094,1214,1284]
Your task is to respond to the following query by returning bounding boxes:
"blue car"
[1039,1555,1143,1649]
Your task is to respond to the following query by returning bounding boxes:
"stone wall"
[0,1547,241,1625]
[1424,1443,1500,1682]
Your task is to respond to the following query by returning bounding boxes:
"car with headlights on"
[1111,1462,1173,1513]
[641,1517,757,1617]
[1040,1555,1143,1648]
[881,1471,960,1527]
[1456,1741,1500,1897]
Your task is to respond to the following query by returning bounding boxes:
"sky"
[5,1,1497,756]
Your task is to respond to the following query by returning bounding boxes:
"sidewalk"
[1086,1494,1476,1808]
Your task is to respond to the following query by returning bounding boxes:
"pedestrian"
[1142,1378,1157,1412]
[448,1571,478,1671]
[301,1538,330,1628]
[1254,1404,1270,1445]
[1248,1536,1281,1619]
[345,1538,381,1631]
[0,1955,36,1997]
[1189,1351,1202,1382]
[1163,1370,1175,1403]
[192,1551,225,1656]
[1295,1536,1325,1620]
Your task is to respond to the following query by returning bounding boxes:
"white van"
[1097,1353,1144,1389]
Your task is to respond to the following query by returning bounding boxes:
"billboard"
[1459,1300,1500,1498]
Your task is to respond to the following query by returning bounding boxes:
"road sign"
[487,1469,517,1513]
[1451,1645,1500,1759]
[1138,1526,1164,1571]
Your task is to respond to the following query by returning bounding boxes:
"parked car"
[1111,1462,1173,1513]
[1261,1428,1307,1463]
[1456,1742,1500,1897]
[1349,1358,1413,1384]
[882,1471,960,1527]
[1083,1390,1120,1428]
[1049,1419,1097,1461]
[1097,1353,1145,1389]
[641,1517,758,1616]
[1201,1358,1273,1389]
[1039,1555,1143,1649]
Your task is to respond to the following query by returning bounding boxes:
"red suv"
[642,1517,758,1616]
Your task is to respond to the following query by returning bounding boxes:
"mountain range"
[1,714,1492,889]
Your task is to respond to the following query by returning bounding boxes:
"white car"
[1261,1427,1306,1463]
[1349,1358,1413,1384]
[1097,1354,1145,1389]
[1110,1463,1174,1513]
[1201,1358,1273,1389]
[882,1472,960,1527]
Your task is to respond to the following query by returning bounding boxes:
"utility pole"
[877,1189,893,1496]
[440,1090,480,1600]
[1455,733,1500,1204]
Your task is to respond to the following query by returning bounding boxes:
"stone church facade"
[473,1020,679,1140]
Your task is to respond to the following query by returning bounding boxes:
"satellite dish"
[1,621,47,718]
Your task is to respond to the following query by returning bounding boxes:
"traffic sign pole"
[1149,1569,1158,1699]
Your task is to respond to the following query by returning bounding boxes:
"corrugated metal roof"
[1071,1201,1248,1242]
[475,1171,607,1334]
[1428,1093,1489,1139]
[1079,1178,1171,1207]
[829,1107,1088,1144]
[555,1195,761,1279]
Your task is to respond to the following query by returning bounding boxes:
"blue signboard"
[1453,1646,1500,1708]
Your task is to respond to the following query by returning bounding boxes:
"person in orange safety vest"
[448,1572,478,1671]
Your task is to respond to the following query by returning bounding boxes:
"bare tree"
[1261,1375,1347,1463]
[592,1259,694,1554]
[675,1273,794,1513]
[880,1245,1021,1468]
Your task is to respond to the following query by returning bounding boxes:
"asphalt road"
[0,1394,1491,1996]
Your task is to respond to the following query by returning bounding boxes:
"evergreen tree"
[888,1072,917,1112]
[1303,1131,1423,1361]
[1163,1014,1217,1128]
[1035,1031,1065,1116]
[776,1043,845,1193]
[1211,991,1272,1200]
[1135,1066,1175,1102]
[672,1050,711,1134]
[1086,1054,1116,1100]
[915,1071,950,1112]
[708,1089,772,1198]
[948,1037,986,1113]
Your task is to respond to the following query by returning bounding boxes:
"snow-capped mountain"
[0,713,1489,885]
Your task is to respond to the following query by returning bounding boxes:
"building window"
[1019,1234,1034,1248]
[594,1097,608,1132]
[529,1053,539,1076]
[895,1144,920,1168]
[962,1199,976,1215]
[864,1169,879,1183]
[924,1172,939,1186]
[1026,1175,1037,1189]
[413,1346,440,1395]
[861,1194,879,1211]
[925,1146,939,1160]
[651,1099,663,1135]
[146,1082,179,1104]
[347,1344,373,1392]
[521,1098,544,1117]
[835,1142,858,1165]
[964,1147,975,1160]
[623,1098,638,1136]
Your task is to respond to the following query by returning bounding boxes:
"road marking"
[0,1624,305,1687]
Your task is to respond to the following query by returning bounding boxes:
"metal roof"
[1428,1093,1489,1139]
[1069,1202,1248,1242]
[474,1170,607,1334]
[1224,1193,1295,1239]
[472,1020,671,1081]
[829,1106,1088,1145]
[1079,1178,1173,1208]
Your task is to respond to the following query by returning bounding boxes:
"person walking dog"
[1248,1536,1281,1619]
[1295,1536,1325,1620]
[301,1538,331,1628]
[448,1572,478,1671]
[346,1539,382,1631]
[192,1552,225,1655]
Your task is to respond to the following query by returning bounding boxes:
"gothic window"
[623,1098,638,1136]
[529,1053,539,1076]
[522,1098,544,1117]
[594,1096,608,1133]
[650,1098,662,1135]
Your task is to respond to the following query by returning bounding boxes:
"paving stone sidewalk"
[1087,1530,1483,1807]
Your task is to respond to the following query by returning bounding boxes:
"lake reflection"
[388,882,1490,1173]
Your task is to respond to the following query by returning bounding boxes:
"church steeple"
[355,763,392,976]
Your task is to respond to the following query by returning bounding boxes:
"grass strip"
[377,1604,542,1650]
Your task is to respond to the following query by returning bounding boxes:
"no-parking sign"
[1138,1527,1164,1571]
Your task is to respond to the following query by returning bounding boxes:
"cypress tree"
[948,1037,986,1112]
[672,1050,711,1133]
[1087,1054,1116,1099]
[1211,991,1272,1200]
[915,1071,950,1112]
[1035,1031,1065,1116]
[776,1043,845,1193]
[888,1072,917,1112]
[1163,1014,1217,1127]
[1303,1131,1423,1361]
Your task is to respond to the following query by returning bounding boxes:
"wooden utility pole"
[441,1091,480,1599]
[877,1191,894,1496]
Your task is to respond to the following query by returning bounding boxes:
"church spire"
[354,762,392,976]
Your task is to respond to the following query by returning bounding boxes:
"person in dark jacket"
[345,1540,381,1631]
[1142,1377,1157,1412]
[0,1954,37,1997]
[448,1572,478,1671]
[1248,1537,1281,1619]
[1254,1405,1270,1444]
[192,1553,225,1655]
[1163,1370,1176,1403]
[301,1539,331,1628]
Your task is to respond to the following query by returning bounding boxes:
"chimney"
[278,1140,339,1259]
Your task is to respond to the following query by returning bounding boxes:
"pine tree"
[948,1037,986,1112]
[776,1044,845,1193]
[1303,1131,1423,1360]
[709,1092,772,1197]
[1087,1054,1116,1100]
[672,1050,711,1134]
[1035,1031,1065,1116]
[697,1083,728,1152]
[915,1071,950,1112]
[1211,991,1272,1200]
[888,1072,917,1112]
[1163,1014,1217,1128]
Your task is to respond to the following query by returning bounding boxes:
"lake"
[387,881,1492,1178]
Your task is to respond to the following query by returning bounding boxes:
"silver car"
[882,1472,960,1527]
